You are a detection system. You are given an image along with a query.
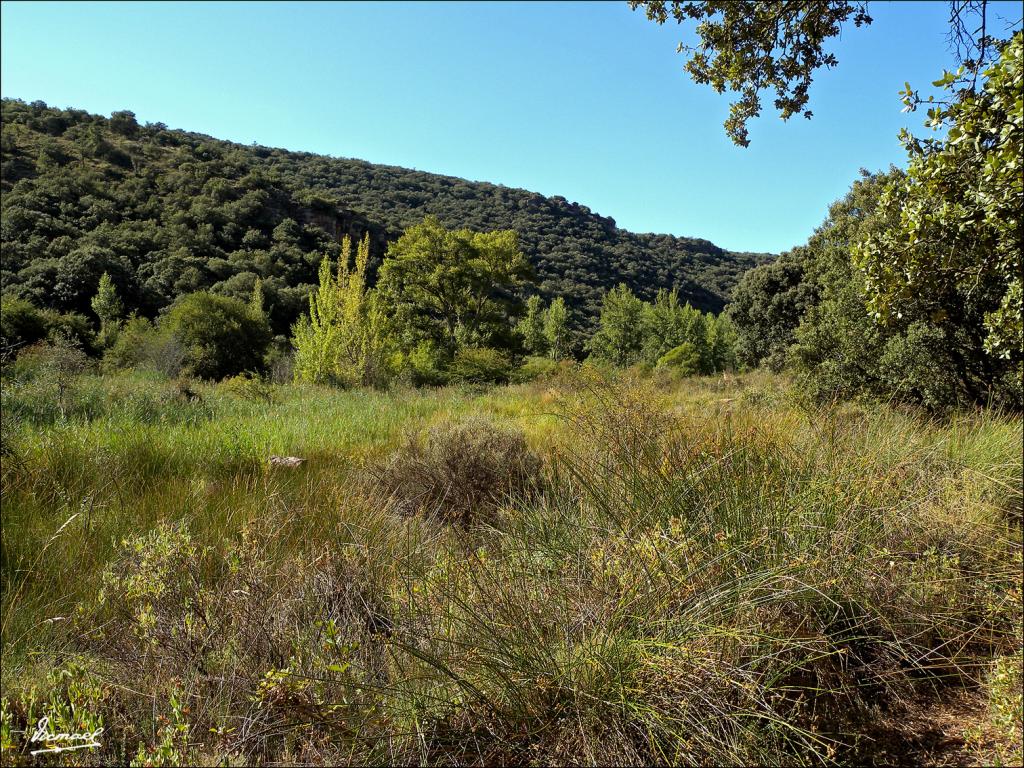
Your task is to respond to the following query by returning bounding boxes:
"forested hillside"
[0,99,769,335]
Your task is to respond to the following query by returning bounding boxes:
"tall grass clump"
[375,417,543,525]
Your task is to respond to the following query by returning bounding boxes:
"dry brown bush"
[375,417,542,526]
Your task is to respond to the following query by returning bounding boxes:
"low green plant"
[219,373,275,403]
[512,355,560,383]
[448,346,513,385]
[0,660,108,765]
[130,685,193,767]
[656,341,700,374]
[1,697,15,759]
[980,643,1024,765]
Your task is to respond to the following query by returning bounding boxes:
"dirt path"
[858,689,1006,767]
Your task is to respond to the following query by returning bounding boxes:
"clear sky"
[1,1,1020,253]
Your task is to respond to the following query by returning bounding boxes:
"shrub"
[98,522,207,650]
[219,373,275,403]
[0,296,97,359]
[39,309,97,355]
[656,341,701,375]
[512,355,560,383]
[8,338,92,419]
[265,336,294,384]
[0,661,109,765]
[982,646,1024,765]
[876,322,963,411]
[0,296,48,357]
[726,250,817,371]
[448,346,512,385]
[103,316,184,377]
[375,418,542,525]
[163,292,271,380]
[10,337,90,381]
[393,341,448,387]
[80,516,396,764]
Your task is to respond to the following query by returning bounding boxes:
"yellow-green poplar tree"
[292,233,389,386]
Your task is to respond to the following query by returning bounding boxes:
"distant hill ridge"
[0,98,772,334]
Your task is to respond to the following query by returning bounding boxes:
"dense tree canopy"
[375,217,529,356]
[586,283,733,375]
[727,34,1022,411]
[0,99,767,338]
[725,248,818,371]
[856,32,1023,395]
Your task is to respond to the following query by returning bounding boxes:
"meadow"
[1,364,1021,766]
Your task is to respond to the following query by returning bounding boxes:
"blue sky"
[2,1,1020,253]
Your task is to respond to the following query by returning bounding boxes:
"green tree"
[517,295,548,356]
[53,245,130,315]
[292,234,390,387]
[544,296,570,361]
[786,169,902,401]
[376,216,528,356]
[641,288,683,365]
[90,271,124,348]
[729,169,898,374]
[856,32,1023,400]
[706,313,737,372]
[109,110,139,138]
[248,276,266,320]
[39,310,97,356]
[164,292,271,380]
[630,2,1014,147]
[727,249,819,371]
[640,288,710,369]
[1,296,48,357]
[779,151,1019,411]
[1,296,98,358]
[629,0,873,145]
[587,284,646,366]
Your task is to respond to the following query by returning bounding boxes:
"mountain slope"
[0,99,771,334]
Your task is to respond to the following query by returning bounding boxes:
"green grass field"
[1,367,1021,765]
